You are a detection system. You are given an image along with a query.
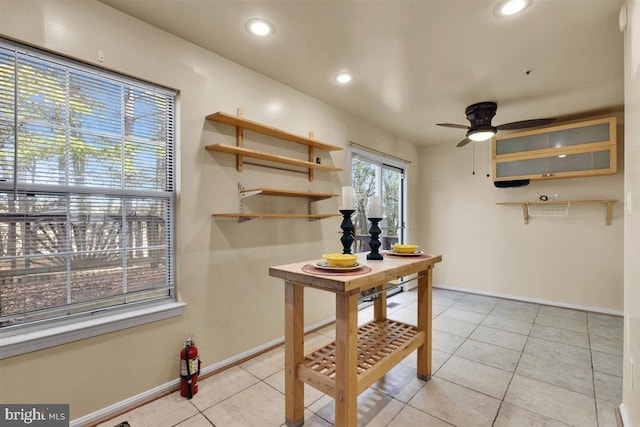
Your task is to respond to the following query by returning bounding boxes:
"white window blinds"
[0,39,176,328]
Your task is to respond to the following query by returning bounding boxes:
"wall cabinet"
[492,117,617,182]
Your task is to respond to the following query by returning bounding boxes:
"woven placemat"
[302,264,372,276]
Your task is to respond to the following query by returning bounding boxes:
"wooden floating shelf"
[211,213,341,223]
[214,185,339,223]
[496,199,618,225]
[206,111,343,151]
[205,144,342,172]
[205,109,343,181]
[297,319,424,397]
[240,188,338,201]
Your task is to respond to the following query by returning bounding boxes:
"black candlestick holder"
[339,209,355,254]
[366,217,383,260]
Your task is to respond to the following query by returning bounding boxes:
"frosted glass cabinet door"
[495,122,611,155]
[492,116,617,181]
[495,150,611,179]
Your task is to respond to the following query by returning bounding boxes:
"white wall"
[623,0,640,424]
[418,124,624,312]
[0,0,419,420]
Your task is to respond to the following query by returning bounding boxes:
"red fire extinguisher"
[180,338,201,399]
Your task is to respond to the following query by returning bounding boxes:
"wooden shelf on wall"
[212,185,340,223]
[240,188,338,201]
[205,109,343,181]
[206,111,343,152]
[496,199,618,225]
[205,144,342,172]
[211,213,341,223]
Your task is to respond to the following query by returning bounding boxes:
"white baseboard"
[70,317,335,427]
[70,378,180,427]
[433,284,624,317]
[619,403,629,426]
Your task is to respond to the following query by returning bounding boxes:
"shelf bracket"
[238,183,244,213]
[238,215,262,224]
[606,201,614,225]
[236,108,244,172]
[239,185,263,200]
[308,131,314,182]
[237,183,263,223]
[308,198,321,222]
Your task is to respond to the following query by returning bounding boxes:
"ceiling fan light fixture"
[245,18,275,37]
[438,101,554,148]
[495,0,532,17]
[468,129,496,142]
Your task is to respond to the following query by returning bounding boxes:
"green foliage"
[1,50,169,193]
[351,158,375,237]
[352,156,403,251]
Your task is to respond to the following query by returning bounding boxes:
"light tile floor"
[100,288,623,427]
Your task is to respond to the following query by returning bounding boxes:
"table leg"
[285,282,304,427]
[334,291,359,426]
[373,285,387,321]
[417,267,433,381]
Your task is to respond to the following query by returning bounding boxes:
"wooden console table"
[269,252,442,426]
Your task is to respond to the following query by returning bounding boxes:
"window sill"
[0,301,185,359]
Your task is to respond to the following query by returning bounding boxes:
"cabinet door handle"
[541,173,555,177]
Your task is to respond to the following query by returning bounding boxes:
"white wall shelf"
[496,199,618,225]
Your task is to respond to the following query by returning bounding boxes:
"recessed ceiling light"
[494,0,532,17]
[245,18,275,37]
[334,72,354,84]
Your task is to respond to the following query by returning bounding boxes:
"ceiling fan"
[437,101,556,147]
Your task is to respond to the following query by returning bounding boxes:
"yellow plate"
[315,261,362,271]
[387,250,425,257]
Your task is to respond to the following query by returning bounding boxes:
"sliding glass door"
[351,148,406,253]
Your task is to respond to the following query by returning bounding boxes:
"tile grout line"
[490,302,541,426]
[484,298,524,427]
[435,296,527,426]
[587,314,602,427]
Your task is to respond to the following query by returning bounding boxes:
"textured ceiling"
[98,0,625,146]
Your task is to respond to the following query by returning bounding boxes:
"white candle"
[369,195,383,218]
[341,186,354,210]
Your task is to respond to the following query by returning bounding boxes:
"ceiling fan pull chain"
[472,140,476,175]
[487,141,491,178]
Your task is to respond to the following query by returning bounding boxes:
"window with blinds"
[0,39,176,329]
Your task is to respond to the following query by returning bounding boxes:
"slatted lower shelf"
[297,319,425,397]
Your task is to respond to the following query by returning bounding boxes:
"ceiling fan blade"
[456,137,472,147]
[437,123,470,130]
[496,118,555,131]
